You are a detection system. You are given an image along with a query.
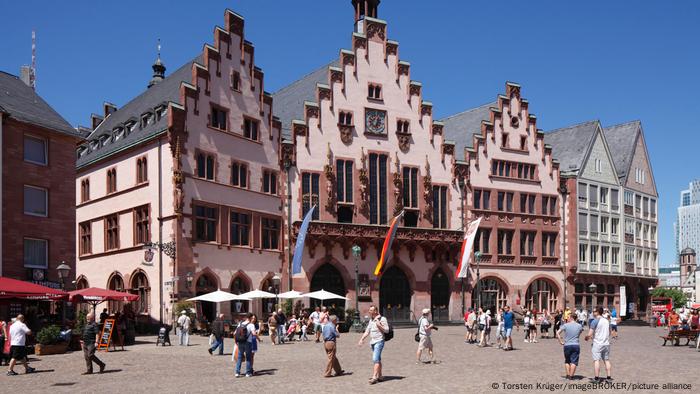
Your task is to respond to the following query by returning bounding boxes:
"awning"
[0,276,67,300]
[68,287,139,303]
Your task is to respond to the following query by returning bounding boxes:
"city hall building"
[74,2,657,325]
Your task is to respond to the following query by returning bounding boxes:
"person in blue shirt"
[322,315,344,377]
[502,305,519,351]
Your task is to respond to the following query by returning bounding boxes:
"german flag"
[374,211,404,276]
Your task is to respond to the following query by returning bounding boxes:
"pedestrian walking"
[496,308,505,349]
[208,314,225,355]
[234,313,255,378]
[540,309,551,339]
[310,307,322,343]
[250,314,259,373]
[584,307,612,382]
[464,308,476,344]
[6,315,35,376]
[177,310,191,346]
[528,310,538,343]
[416,308,437,362]
[557,312,583,380]
[268,312,278,345]
[358,305,389,385]
[0,319,8,366]
[322,315,344,377]
[80,312,106,375]
[277,309,287,344]
[502,305,518,351]
[523,309,531,343]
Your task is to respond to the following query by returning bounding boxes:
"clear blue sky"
[2,1,698,266]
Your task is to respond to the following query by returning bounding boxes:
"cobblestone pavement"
[0,325,698,393]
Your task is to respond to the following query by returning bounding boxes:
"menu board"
[97,319,115,351]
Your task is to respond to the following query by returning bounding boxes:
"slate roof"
[543,120,599,173]
[440,102,494,160]
[271,61,337,141]
[76,57,200,168]
[602,120,640,181]
[0,71,78,137]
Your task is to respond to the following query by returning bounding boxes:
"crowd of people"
[653,308,699,331]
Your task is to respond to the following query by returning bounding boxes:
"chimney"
[20,65,32,86]
[103,102,118,118]
[91,114,104,130]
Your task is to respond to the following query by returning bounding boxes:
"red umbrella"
[68,287,139,314]
[0,276,67,300]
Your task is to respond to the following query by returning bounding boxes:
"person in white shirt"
[584,307,612,382]
[177,311,191,346]
[358,305,389,385]
[416,308,436,363]
[478,310,491,347]
[310,307,322,343]
[7,315,34,376]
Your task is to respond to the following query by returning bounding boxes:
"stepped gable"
[544,120,599,172]
[440,102,494,161]
[76,57,199,168]
[602,120,640,181]
[0,71,77,136]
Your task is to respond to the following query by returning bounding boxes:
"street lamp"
[272,274,282,310]
[458,177,466,317]
[352,244,362,331]
[56,261,71,324]
[559,178,570,310]
[588,283,597,293]
[185,272,194,289]
[284,158,294,293]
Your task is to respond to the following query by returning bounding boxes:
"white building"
[675,180,700,262]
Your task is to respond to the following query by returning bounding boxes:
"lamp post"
[458,177,466,317]
[559,178,570,310]
[272,274,282,311]
[185,271,194,290]
[57,261,71,324]
[352,244,362,331]
[474,251,482,311]
[284,158,294,292]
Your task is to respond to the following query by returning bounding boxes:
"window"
[542,196,557,216]
[337,160,353,203]
[302,173,320,220]
[24,135,47,165]
[491,159,535,180]
[261,217,280,250]
[579,244,587,262]
[107,168,117,193]
[24,185,48,217]
[474,228,490,253]
[590,214,599,236]
[368,83,382,100]
[244,118,259,141]
[402,167,419,208]
[79,222,92,255]
[643,197,649,217]
[590,245,598,263]
[589,185,598,208]
[196,153,215,181]
[263,170,277,194]
[131,272,150,314]
[520,231,536,256]
[624,219,634,235]
[578,212,588,235]
[520,135,527,150]
[134,206,150,245]
[595,158,602,173]
[105,215,120,250]
[635,194,642,215]
[600,216,609,234]
[432,185,448,229]
[474,189,490,210]
[650,199,656,217]
[601,246,609,265]
[23,238,48,269]
[611,247,619,266]
[542,233,557,257]
[194,205,218,242]
[501,133,508,148]
[624,190,634,206]
[211,106,227,130]
[136,157,148,184]
[611,218,619,235]
[497,230,513,255]
[80,179,90,203]
[600,188,608,206]
[231,162,248,188]
[231,71,241,92]
[578,182,587,205]
[339,111,353,126]
[520,193,535,214]
[230,211,250,246]
[369,153,388,225]
[611,189,619,211]
[497,192,513,212]
[396,119,410,133]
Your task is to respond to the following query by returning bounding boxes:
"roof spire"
[148,38,166,88]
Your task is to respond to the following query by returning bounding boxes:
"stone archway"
[195,271,218,322]
[129,270,151,315]
[229,274,251,316]
[525,278,558,313]
[310,263,347,316]
[379,265,412,322]
[430,268,450,322]
[107,272,125,313]
[472,277,508,315]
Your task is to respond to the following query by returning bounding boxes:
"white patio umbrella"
[187,289,250,303]
[239,289,278,299]
[302,289,349,301]
[276,290,304,299]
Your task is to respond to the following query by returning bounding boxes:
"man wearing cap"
[416,308,436,364]
[177,311,191,346]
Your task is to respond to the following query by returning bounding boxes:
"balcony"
[476,253,492,265]
[521,256,537,265]
[542,257,558,266]
[625,262,635,273]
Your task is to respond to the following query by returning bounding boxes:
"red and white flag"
[455,217,482,279]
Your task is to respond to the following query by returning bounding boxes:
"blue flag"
[292,205,316,275]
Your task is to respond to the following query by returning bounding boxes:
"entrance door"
[379,266,412,322]
[430,269,450,322]
[195,273,217,322]
[310,264,347,316]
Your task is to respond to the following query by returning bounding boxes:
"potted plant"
[35,325,69,355]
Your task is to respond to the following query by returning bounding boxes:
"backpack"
[383,319,394,342]
[234,322,250,343]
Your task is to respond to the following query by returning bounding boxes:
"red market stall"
[68,287,139,315]
[0,276,67,300]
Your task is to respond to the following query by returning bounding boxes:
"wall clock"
[365,108,386,134]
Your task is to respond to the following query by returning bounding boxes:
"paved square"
[1,325,697,393]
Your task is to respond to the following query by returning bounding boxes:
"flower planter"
[35,342,69,356]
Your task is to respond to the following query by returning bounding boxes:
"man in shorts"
[7,315,35,376]
[585,307,612,382]
[502,305,518,351]
[358,305,389,385]
[465,308,476,343]
[416,308,436,363]
[557,312,582,380]
[310,307,322,343]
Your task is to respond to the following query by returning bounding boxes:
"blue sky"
[2,1,698,266]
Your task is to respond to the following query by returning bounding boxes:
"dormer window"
[77,146,88,158]
[231,71,241,92]
[89,140,100,151]
[100,134,111,147]
[125,120,136,133]
[368,83,382,100]
[339,111,353,126]
[155,105,166,121]
[396,119,410,133]
[140,113,153,128]
[520,135,527,150]
[114,127,125,142]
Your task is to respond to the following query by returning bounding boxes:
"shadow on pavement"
[51,382,77,387]
[254,369,277,376]
[381,376,405,382]
[100,369,123,374]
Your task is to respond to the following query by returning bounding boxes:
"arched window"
[230,276,250,314]
[525,279,557,313]
[130,271,150,314]
[260,277,277,314]
[473,277,507,314]
[107,273,125,313]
